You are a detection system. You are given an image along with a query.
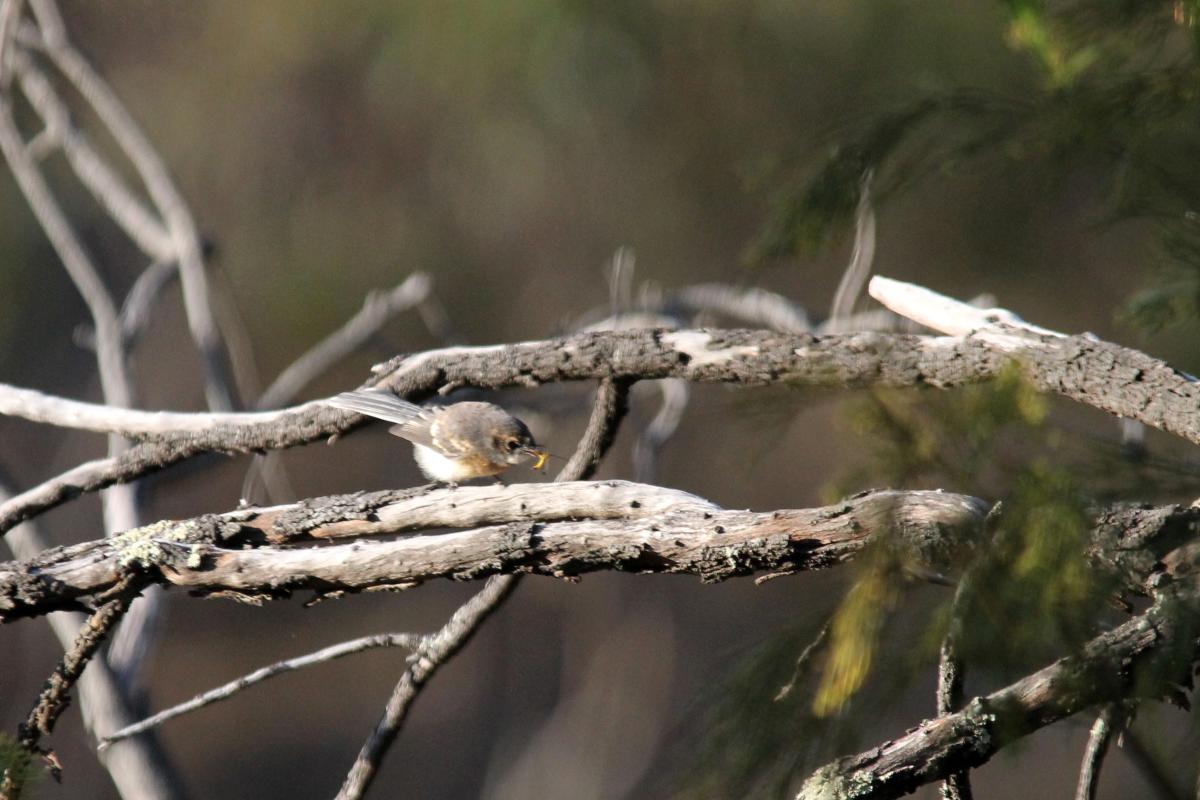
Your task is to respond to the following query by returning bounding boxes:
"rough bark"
[796,589,1200,800]
[0,486,987,621]
[4,325,1198,536]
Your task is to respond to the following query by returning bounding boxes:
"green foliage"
[745,91,1010,262]
[0,735,39,796]
[830,360,1047,496]
[752,2,1200,331]
[745,102,935,260]
[820,367,1114,710]
[812,545,901,717]
[668,619,864,799]
[953,464,1112,667]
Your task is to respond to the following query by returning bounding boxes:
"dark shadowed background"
[1,2,1198,798]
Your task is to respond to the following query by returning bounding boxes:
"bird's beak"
[523,448,548,470]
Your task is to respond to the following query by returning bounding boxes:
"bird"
[327,389,548,484]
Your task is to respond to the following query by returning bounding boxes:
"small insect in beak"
[523,448,549,470]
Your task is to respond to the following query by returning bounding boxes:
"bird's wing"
[327,390,428,425]
[329,391,451,451]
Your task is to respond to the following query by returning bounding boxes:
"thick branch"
[0,486,985,621]
[4,314,1200,536]
[334,375,631,799]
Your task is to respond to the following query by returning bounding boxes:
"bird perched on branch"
[327,390,548,484]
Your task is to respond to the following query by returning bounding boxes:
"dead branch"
[97,632,421,749]
[0,585,137,798]
[1074,704,1123,800]
[254,273,434,410]
[795,587,1200,800]
[334,377,631,799]
[0,487,984,621]
[333,574,516,800]
[23,0,240,410]
[3,295,1199,539]
[0,479,176,800]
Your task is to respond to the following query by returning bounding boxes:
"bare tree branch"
[0,384,323,435]
[936,633,971,800]
[0,0,23,89]
[794,590,1200,800]
[1075,704,1122,800]
[255,273,433,410]
[5,424,1200,623]
[333,378,631,799]
[0,96,129,410]
[24,0,239,410]
[7,46,173,260]
[0,487,988,621]
[333,574,517,800]
[0,480,177,800]
[4,266,1200,541]
[96,632,421,749]
[557,378,630,482]
[0,585,137,798]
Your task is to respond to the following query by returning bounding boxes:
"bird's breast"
[412,444,506,482]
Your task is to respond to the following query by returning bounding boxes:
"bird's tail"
[327,390,425,424]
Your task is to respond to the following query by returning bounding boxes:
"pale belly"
[412,444,505,483]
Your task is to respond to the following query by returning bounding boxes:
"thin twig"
[0,585,137,798]
[0,96,129,409]
[825,170,876,331]
[0,0,23,89]
[333,575,517,800]
[1075,704,1122,800]
[0,42,150,687]
[0,477,175,799]
[26,0,239,410]
[774,620,831,701]
[936,633,971,800]
[632,378,688,483]
[19,587,137,747]
[242,272,435,503]
[557,377,630,483]
[76,260,179,351]
[936,531,985,800]
[255,273,432,410]
[9,47,173,260]
[97,633,421,749]
[334,377,631,800]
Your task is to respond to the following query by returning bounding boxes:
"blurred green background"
[1,2,1199,798]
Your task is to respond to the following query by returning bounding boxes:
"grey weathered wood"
[796,591,1200,800]
[5,323,1200,537]
[0,486,986,621]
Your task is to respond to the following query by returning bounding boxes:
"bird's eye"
[506,439,520,452]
